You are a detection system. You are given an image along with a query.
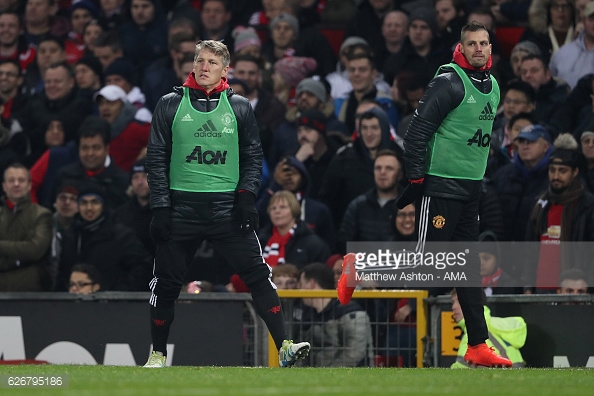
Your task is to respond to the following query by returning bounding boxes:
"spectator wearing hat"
[506,40,543,83]
[0,163,52,291]
[550,1,594,89]
[326,36,392,104]
[0,11,36,71]
[94,84,150,171]
[256,155,337,251]
[269,77,348,168]
[113,158,154,256]
[344,0,395,67]
[50,115,130,211]
[581,129,594,192]
[232,26,262,58]
[75,55,103,101]
[272,56,317,106]
[492,124,554,241]
[49,183,79,289]
[337,149,402,254]
[233,54,286,159]
[104,57,152,123]
[478,231,520,296]
[56,185,152,291]
[66,0,100,64]
[18,61,92,165]
[118,0,168,82]
[382,7,450,88]
[261,12,336,77]
[524,133,594,293]
[319,107,401,229]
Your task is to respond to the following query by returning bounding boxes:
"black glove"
[396,180,425,209]
[150,207,172,244]
[237,191,259,233]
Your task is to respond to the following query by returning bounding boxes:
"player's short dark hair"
[461,21,489,42]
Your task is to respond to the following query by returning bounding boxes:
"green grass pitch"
[1,365,593,396]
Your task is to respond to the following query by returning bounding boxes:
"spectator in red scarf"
[259,190,330,269]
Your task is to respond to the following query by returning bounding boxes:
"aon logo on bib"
[185,146,227,164]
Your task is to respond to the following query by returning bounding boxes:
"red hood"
[183,72,230,96]
[452,43,492,71]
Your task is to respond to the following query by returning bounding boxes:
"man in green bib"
[396,21,512,367]
[143,40,309,368]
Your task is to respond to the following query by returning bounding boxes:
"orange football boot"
[337,253,359,305]
[464,343,513,368]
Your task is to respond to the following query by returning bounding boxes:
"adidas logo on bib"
[466,95,476,103]
[181,114,193,122]
[478,102,494,120]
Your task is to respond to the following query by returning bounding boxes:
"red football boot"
[337,253,359,305]
[464,343,513,368]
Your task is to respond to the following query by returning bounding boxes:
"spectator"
[344,0,395,66]
[249,0,292,29]
[557,268,589,294]
[338,52,399,133]
[94,84,150,171]
[272,263,299,289]
[92,30,124,70]
[382,8,450,92]
[81,19,104,57]
[396,73,432,137]
[549,1,594,89]
[488,112,536,178]
[272,55,317,106]
[98,0,127,30]
[74,55,103,101]
[297,262,374,367]
[231,26,262,58]
[68,262,101,294]
[0,163,52,291]
[0,100,22,176]
[519,54,570,133]
[521,0,576,63]
[142,30,197,112]
[319,107,399,229]
[581,129,594,192]
[0,11,36,71]
[491,80,535,150]
[51,115,130,210]
[19,61,92,165]
[56,186,152,291]
[113,158,154,256]
[104,57,152,123]
[259,190,331,269]
[65,0,99,64]
[327,37,392,108]
[524,133,594,292]
[49,183,78,289]
[199,0,234,49]
[261,12,336,77]
[23,0,62,48]
[393,203,416,241]
[505,40,542,83]
[435,0,467,51]
[256,156,336,251]
[450,289,526,368]
[0,60,28,137]
[338,149,402,253]
[22,35,67,96]
[269,77,348,168]
[479,231,520,296]
[378,10,409,71]
[492,124,553,241]
[233,54,286,159]
[118,0,168,81]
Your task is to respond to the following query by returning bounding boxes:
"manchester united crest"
[432,215,446,229]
